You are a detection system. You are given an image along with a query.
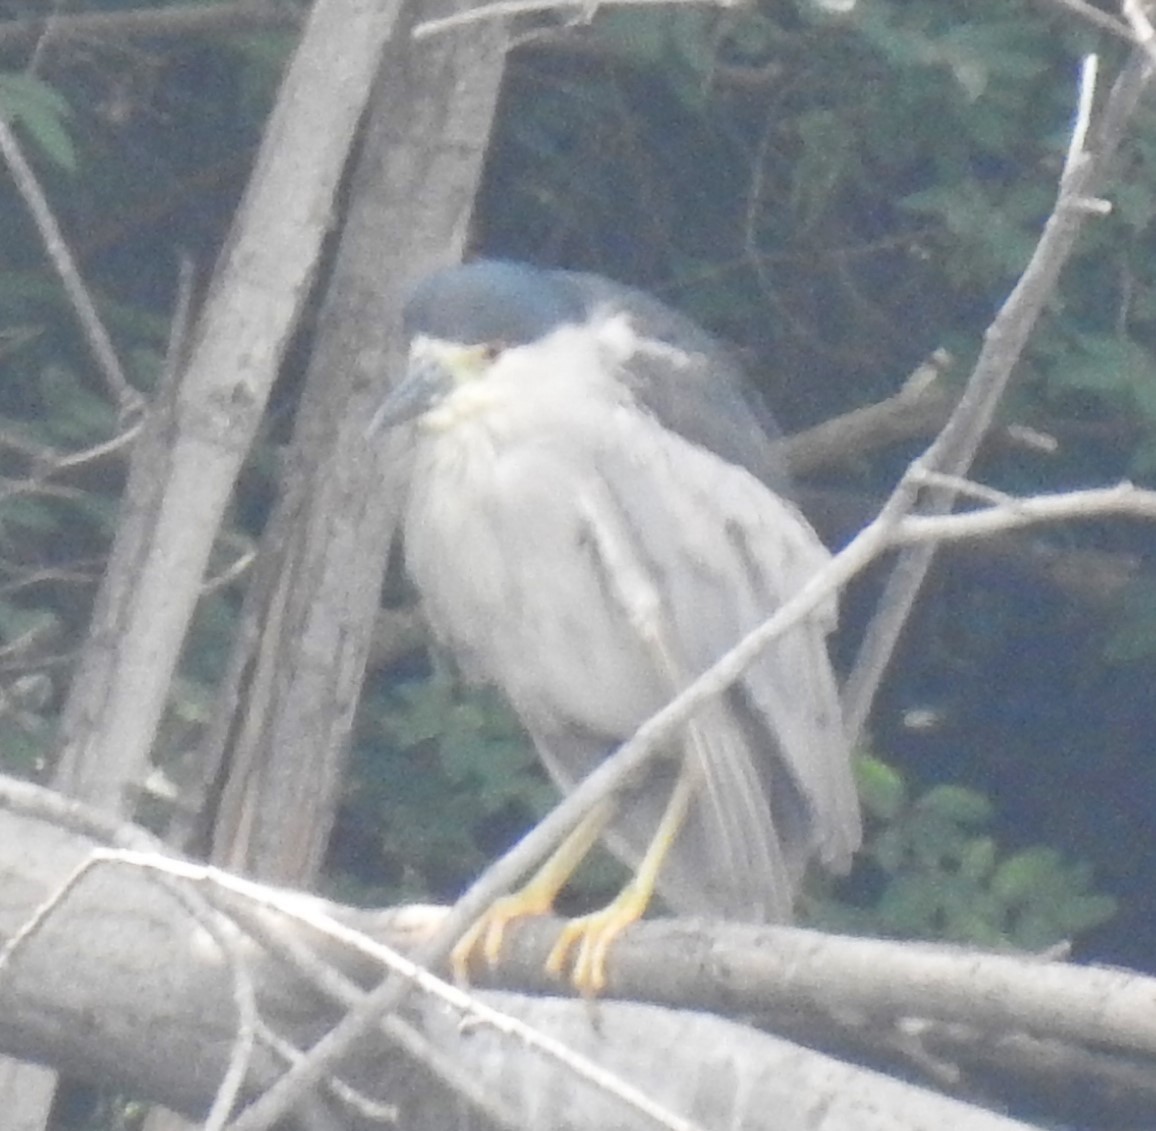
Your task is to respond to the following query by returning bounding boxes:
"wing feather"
[584,408,860,916]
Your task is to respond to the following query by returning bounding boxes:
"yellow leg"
[546,763,696,996]
[450,798,614,984]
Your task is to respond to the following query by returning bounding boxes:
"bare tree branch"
[412,0,738,39]
[2,781,1143,1130]
[1033,0,1134,42]
[841,47,1155,743]
[0,2,301,57]
[782,350,956,475]
[0,115,140,415]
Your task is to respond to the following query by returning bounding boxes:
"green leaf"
[385,678,455,746]
[902,178,1038,281]
[1127,436,1156,482]
[958,836,997,883]
[1047,333,1153,399]
[876,873,946,934]
[0,599,59,643]
[790,109,855,229]
[1103,579,1156,664]
[1053,893,1117,936]
[916,784,994,825]
[0,497,66,540]
[1111,181,1156,233]
[990,845,1063,904]
[933,24,1047,100]
[0,72,76,171]
[854,11,1045,100]
[38,364,118,444]
[946,914,1008,949]
[594,10,678,69]
[869,824,907,874]
[0,718,51,775]
[855,753,907,820]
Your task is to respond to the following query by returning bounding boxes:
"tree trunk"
[202,0,510,885]
[53,0,398,815]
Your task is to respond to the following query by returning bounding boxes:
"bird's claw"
[544,897,642,996]
[450,893,552,984]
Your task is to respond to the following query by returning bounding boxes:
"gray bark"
[0,779,1095,1131]
[202,0,510,885]
[53,0,399,817]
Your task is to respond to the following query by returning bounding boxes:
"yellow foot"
[544,890,646,996]
[450,892,552,984]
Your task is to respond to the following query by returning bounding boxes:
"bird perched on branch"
[370,259,860,993]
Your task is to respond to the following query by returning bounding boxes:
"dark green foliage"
[332,673,552,904]
[1103,577,1156,662]
[47,1086,146,1131]
[0,2,287,788]
[821,754,1117,950]
[337,669,636,909]
[487,0,1118,429]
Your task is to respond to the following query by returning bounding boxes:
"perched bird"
[371,260,860,991]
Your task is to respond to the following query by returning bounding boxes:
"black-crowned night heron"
[371,260,860,992]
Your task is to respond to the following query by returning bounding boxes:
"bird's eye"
[480,341,505,362]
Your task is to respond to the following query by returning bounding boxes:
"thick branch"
[0,782,1142,1130]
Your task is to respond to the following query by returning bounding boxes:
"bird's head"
[368,260,588,434]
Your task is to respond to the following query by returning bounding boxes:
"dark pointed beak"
[366,354,453,436]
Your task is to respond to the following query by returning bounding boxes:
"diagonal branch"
[0,115,140,415]
[841,46,1155,743]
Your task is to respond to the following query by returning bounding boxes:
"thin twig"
[230,900,515,1130]
[782,350,955,475]
[51,422,143,473]
[0,851,95,977]
[840,47,1152,744]
[0,563,103,597]
[203,544,257,595]
[905,469,1021,509]
[894,481,1156,543]
[1034,0,1135,42]
[80,852,706,1131]
[163,250,198,386]
[0,478,87,504]
[413,0,737,39]
[1064,55,1098,178]
[0,116,141,416]
[1123,0,1156,61]
[253,1017,400,1125]
[0,2,301,55]
[25,0,69,75]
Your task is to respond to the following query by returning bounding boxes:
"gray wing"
[554,269,790,494]
[605,421,859,883]
[523,411,859,922]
